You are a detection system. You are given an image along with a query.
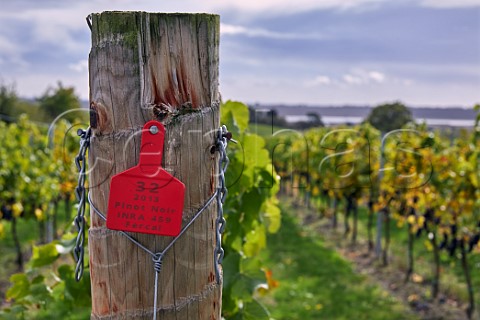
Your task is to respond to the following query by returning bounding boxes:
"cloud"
[368,71,386,83]
[420,0,480,8]
[305,69,441,91]
[306,75,332,86]
[223,0,478,13]
[306,70,388,87]
[343,74,365,84]
[221,23,326,40]
[69,60,88,73]
[0,0,389,25]
[0,35,29,69]
[217,0,388,15]
[11,8,88,52]
[342,70,387,85]
[0,0,477,106]
[0,35,18,54]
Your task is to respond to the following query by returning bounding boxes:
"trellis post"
[87,11,221,319]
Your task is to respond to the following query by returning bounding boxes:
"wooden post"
[87,12,221,319]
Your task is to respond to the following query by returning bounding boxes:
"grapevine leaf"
[241,189,263,224]
[242,299,270,320]
[231,274,258,301]
[222,252,241,290]
[26,282,51,305]
[58,265,91,305]
[29,243,60,268]
[55,237,76,255]
[262,198,281,233]
[256,166,277,190]
[225,215,244,253]
[31,275,45,285]
[6,273,30,301]
[240,257,266,280]
[243,224,267,257]
[243,134,269,169]
[221,101,249,135]
[0,304,28,319]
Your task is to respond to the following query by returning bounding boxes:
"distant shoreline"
[249,103,475,121]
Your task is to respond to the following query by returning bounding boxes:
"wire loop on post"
[86,14,92,31]
[73,125,231,318]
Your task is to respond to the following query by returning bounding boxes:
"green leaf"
[26,282,51,304]
[241,189,263,223]
[6,273,30,301]
[58,264,73,281]
[29,242,60,268]
[221,100,249,134]
[242,134,270,174]
[256,166,277,190]
[0,304,28,319]
[58,265,91,305]
[231,274,258,301]
[31,275,45,285]
[224,213,244,253]
[243,224,266,257]
[240,257,266,280]
[242,299,270,320]
[222,252,241,290]
[219,99,281,318]
[262,198,281,233]
[55,237,76,255]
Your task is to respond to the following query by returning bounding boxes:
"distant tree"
[474,104,480,141]
[366,102,413,133]
[0,82,19,121]
[38,82,82,123]
[14,100,48,122]
[289,112,324,130]
[306,112,324,127]
[248,106,287,127]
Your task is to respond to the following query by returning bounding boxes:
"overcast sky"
[0,0,479,107]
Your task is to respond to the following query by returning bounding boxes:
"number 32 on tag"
[106,121,185,237]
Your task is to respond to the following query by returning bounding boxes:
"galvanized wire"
[87,191,217,260]
[88,190,217,320]
[73,124,230,319]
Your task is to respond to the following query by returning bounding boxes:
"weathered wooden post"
[87,12,221,319]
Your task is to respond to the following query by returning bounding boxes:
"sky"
[0,0,479,107]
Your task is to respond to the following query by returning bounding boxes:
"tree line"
[0,80,85,124]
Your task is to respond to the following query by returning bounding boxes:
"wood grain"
[87,12,221,319]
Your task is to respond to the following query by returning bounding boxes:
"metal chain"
[73,124,230,319]
[214,125,229,283]
[73,127,91,282]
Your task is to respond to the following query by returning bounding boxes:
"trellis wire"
[73,124,230,319]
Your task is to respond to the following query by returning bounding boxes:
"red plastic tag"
[106,121,185,236]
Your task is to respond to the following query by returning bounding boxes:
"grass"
[308,195,480,314]
[357,204,480,306]
[247,123,286,138]
[0,202,74,301]
[259,203,415,320]
[0,217,38,300]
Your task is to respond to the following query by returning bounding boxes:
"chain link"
[214,125,229,283]
[73,127,91,282]
[73,126,235,320]
[73,124,230,319]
